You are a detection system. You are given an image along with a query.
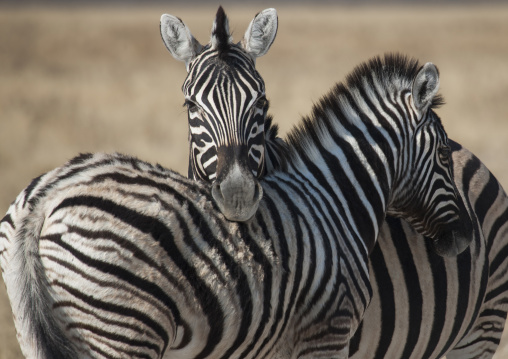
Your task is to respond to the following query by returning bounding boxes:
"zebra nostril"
[212,181,224,201]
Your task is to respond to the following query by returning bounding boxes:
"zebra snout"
[431,190,475,257]
[431,221,472,257]
[211,167,263,222]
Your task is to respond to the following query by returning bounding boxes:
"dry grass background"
[0,3,507,358]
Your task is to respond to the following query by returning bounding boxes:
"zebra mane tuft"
[285,53,445,166]
[211,6,233,59]
[346,53,445,109]
[264,114,289,173]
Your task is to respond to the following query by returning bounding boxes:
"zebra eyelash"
[438,144,452,163]
[183,100,199,113]
[255,97,268,109]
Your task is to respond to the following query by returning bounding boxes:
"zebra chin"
[211,164,263,222]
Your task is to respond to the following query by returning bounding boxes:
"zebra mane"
[264,114,289,173]
[284,53,445,167]
[211,6,233,59]
[346,53,445,108]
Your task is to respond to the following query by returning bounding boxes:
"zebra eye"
[255,97,267,110]
[438,145,451,163]
[184,100,199,114]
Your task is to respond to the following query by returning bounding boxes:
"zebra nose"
[211,165,263,222]
[431,221,472,257]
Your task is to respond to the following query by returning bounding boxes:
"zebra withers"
[0,54,473,358]
[160,7,278,222]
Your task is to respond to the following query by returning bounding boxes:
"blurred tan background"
[0,3,507,358]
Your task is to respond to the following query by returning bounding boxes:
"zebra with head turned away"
[173,13,508,355]
[173,18,508,356]
[0,24,473,359]
[160,6,280,222]
[164,11,508,358]
[164,10,508,357]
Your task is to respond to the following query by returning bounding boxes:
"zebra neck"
[284,116,398,255]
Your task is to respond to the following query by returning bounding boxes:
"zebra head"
[160,7,278,222]
[387,62,473,257]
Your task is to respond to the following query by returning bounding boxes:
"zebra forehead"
[184,56,264,101]
[188,46,258,77]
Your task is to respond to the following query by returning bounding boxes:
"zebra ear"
[412,62,440,112]
[160,14,203,71]
[241,8,278,61]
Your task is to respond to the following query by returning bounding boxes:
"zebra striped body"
[2,153,310,359]
[243,88,508,358]
[0,54,472,358]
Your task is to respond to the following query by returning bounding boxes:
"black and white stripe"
[0,54,473,358]
[183,41,508,356]
[183,44,267,179]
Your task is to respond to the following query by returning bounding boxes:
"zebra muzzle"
[431,226,470,257]
[431,207,474,257]
[211,162,263,222]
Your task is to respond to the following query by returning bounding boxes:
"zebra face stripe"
[183,47,268,221]
[184,47,268,183]
[161,7,278,221]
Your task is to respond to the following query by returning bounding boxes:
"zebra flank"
[161,7,278,222]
